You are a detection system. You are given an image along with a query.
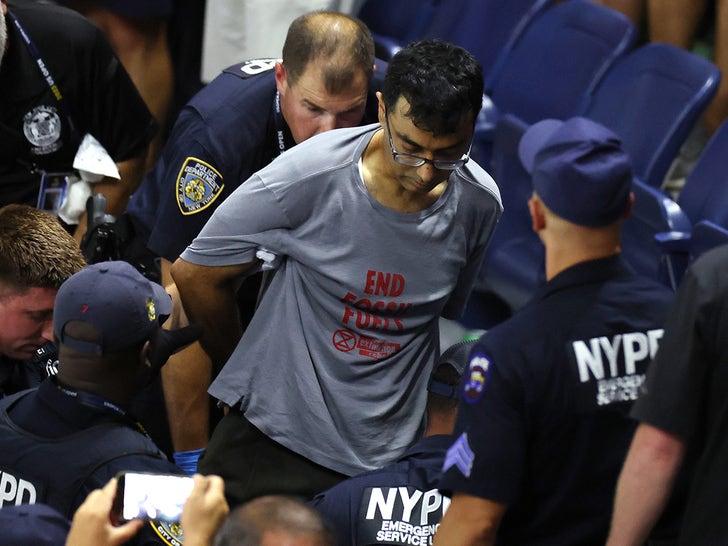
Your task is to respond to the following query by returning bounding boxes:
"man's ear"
[376,91,385,125]
[621,191,635,220]
[275,61,287,95]
[528,194,546,233]
[140,340,152,369]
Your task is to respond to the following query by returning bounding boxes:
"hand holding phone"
[67,479,144,546]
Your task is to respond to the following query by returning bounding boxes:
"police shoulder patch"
[224,58,280,79]
[176,157,224,215]
[463,351,493,404]
[150,519,184,546]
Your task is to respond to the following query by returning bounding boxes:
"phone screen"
[117,472,194,522]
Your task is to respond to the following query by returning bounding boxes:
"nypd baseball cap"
[428,340,477,399]
[518,116,633,227]
[54,261,173,354]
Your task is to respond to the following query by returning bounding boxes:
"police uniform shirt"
[126,57,386,263]
[439,255,673,545]
[310,435,453,546]
[125,60,290,262]
[632,245,728,545]
[0,342,56,398]
[0,1,155,207]
[0,378,185,546]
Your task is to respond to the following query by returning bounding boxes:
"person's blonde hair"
[0,204,86,292]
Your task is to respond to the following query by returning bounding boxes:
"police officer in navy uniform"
[0,0,155,227]
[0,261,200,546]
[125,10,383,283]
[433,118,675,546]
[121,10,384,468]
[310,340,474,546]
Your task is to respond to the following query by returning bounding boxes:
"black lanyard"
[8,11,79,140]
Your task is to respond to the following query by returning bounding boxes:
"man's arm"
[606,423,686,546]
[170,257,258,372]
[433,493,506,546]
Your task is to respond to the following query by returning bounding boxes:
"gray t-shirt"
[182,124,502,475]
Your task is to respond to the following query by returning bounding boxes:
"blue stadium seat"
[622,178,691,290]
[356,0,553,75]
[356,0,445,59]
[674,119,728,227]
[428,0,554,81]
[648,120,728,287]
[689,221,728,263]
[474,0,636,167]
[473,114,542,314]
[485,0,636,123]
[578,42,720,189]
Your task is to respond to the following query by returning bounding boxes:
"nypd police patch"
[176,158,224,215]
[463,352,492,404]
[150,519,184,546]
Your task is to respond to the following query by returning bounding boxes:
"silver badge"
[23,105,62,155]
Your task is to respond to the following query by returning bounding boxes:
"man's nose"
[316,113,338,134]
[41,318,54,342]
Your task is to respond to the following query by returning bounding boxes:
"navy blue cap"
[518,117,633,227]
[428,340,476,399]
[53,261,172,354]
[0,503,70,545]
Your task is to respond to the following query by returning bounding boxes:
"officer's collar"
[537,254,627,300]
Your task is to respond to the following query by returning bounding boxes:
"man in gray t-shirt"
[171,39,503,507]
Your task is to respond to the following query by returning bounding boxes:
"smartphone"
[113,471,194,522]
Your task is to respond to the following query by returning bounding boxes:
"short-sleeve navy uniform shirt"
[440,255,673,545]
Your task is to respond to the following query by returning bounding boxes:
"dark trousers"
[198,409,347,508]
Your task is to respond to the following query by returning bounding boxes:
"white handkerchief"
[73,133,120,182]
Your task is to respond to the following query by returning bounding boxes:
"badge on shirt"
[23,105,62,155]
[175,158,224,215]
[463,351,492,404]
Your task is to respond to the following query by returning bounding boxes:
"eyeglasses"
[385,114,472,171]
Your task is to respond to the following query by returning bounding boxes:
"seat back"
[357,0,445,59]
[473,114,544,312]
[425,0,553,79]
[676,119,728,226]
[622,177,691,287]
[689,221,728,263]
[486,0,636,123]
[580,42,720,189]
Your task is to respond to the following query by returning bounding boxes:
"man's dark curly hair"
[382,39,484,136]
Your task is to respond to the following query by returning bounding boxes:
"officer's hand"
[66,479,144,546]
[180,474,229,546]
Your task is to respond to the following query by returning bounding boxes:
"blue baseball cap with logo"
[518,116,633,227]
[53,261,172,354]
